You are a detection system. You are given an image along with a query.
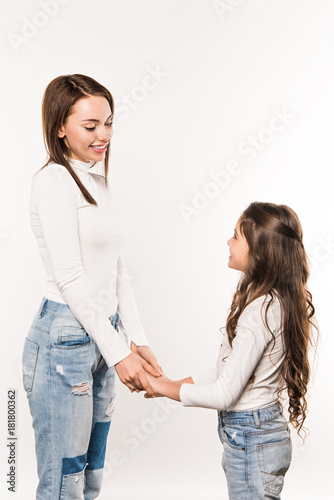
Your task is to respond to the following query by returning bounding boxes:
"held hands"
[130,344,182,400]
[143,373,173,398]
[114,343,163,396]
[130,343,164,379]
[115,341,191,401]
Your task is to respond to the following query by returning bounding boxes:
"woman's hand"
[115,352,156,395]
[130,342,164,377]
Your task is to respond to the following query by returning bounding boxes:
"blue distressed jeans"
[217,401,292,499]
[22,296,118,500]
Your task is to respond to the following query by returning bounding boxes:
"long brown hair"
[38,74,114,206]
[226,202,318,437]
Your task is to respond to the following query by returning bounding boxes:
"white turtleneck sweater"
[180,295,285,411]
[29,158,149,367]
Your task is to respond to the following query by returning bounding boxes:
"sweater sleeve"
[32,167,132,367]
[179,299,273,410]
[116,255,149,347]
[191,366,217,384]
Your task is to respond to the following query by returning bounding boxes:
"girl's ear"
[58,127,65,138]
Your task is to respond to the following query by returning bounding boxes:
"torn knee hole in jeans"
[106,398,116,416]
[71,382,91,396]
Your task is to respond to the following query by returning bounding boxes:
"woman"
[22,74,163,500]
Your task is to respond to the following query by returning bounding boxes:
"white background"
[1,1,333,499]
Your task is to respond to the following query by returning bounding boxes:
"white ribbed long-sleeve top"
[29,158,149,367]
[180,295,285,411]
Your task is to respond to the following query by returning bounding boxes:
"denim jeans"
[217,401,292,499]
[22,296,119,500]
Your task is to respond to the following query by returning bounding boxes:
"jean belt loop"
[253,409,261,428]
[37,297,47,318]
[113,311,119,330]
[277,400,283,415]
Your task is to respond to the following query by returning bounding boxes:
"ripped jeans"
[22,296,119,500]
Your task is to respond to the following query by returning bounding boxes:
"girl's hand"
[143,373,182,402]
[144,373,170,398]
[130,342,164,377]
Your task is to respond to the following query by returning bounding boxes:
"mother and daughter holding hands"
[22,74,317,500]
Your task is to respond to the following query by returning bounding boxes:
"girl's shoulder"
[245,292,281,311]
[238,293,282,335]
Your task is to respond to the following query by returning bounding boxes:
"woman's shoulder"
[32,162,71,185]
[90,172,109,189]
[30,163,80,205]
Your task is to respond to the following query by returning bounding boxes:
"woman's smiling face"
[227,217,249,272]
[58,95,113,163]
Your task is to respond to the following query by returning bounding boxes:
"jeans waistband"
[36,296,119,325]
[218,401,283,427]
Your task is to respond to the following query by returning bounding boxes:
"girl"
[22,74,163,500]
[144,202,317,499]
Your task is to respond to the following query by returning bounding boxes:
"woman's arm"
[116,255,149,347]
[32,167,154,394]
[116,255,163,377]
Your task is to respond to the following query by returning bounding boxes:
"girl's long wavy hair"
[225,202,318,437]
[37,74,114,206]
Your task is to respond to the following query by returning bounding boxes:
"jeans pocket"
[22,339,39,393]
[222,425,246,451]
[257,434,292,495]
[54,326,91,349]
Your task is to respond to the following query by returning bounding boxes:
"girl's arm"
[178,298,278,410]
[145,297,280,410]
[144,374,194,402]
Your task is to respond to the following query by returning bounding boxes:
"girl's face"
[227,217,249,272]
[58,95,113,163]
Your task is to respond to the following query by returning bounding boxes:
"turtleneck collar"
[68,157,96,174]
